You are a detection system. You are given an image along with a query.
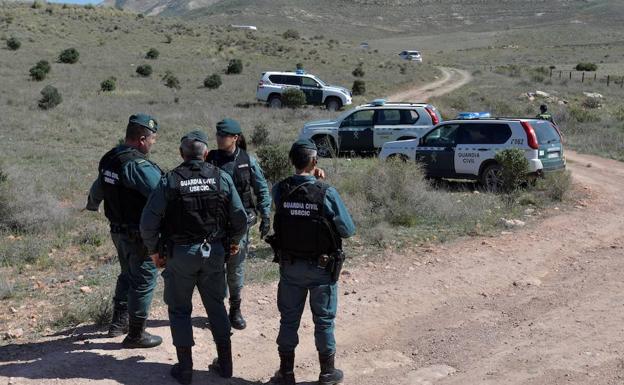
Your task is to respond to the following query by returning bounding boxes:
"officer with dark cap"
[268,139,355,385]
[537,104,556,124]
[206,118,272,330]
[86,113,163,348]
[140,130,248,384]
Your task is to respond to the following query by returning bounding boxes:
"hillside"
[102,0,621,38]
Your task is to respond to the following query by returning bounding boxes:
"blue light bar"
[371,99,386,106]
[295,69,306,75]
[457,111,491,119]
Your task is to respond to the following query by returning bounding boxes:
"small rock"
[4,328,24,340]
[10,307,18,314]
[257,299,269,305]
[340,270,351,276]
[524,208,535,215]
[80,286,93,294]
[77,275,84,281]
[583,92,603,99]
[535,90,550,98]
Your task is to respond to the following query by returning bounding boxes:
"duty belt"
[110,223,140,235]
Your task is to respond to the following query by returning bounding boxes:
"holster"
[329,249,345,283]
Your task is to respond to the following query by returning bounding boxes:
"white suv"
[379,118,566,190]
[256,70,352,111]
[298,99,442,157]
[399,50,423,62]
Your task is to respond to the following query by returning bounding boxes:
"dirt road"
[389,67,472,102]
[2,72,624,385]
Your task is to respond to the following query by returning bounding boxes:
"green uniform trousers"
[162,242,231,347]
[111,232,159,320]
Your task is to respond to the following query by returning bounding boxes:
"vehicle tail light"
[521,121,539,149]
[257,80,265,88]
[425,107,439,125]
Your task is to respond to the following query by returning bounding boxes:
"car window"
[422,124,460,146]
[460,123,512,145]
[301,77,319,87]
[400,110,419,124]
[532,120,561,144]
[282,75,301,86]
[341,110,374,127]
[376,109,401,125]
[268,75,283,84]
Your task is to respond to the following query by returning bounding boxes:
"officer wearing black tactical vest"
[86,113,163,348]
[140,130,248,384]
[267,139,356,385]
[206,118,272,330]
[537,104,556,125]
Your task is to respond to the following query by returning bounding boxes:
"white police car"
[256,70,352,111]
[379,117,566,190]
[299,99,442,157]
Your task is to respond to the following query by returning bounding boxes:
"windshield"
[312,76,326,86]
[532,120,561,144]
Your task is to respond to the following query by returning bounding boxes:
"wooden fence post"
[559,70,562,79]
[569,71,572,80]
[607,75,610,86]
[582,72,585,82]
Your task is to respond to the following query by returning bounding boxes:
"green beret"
[290,139,317,155]
[181,130,209,145]
[129,113,159,132]
[216,118,242,135]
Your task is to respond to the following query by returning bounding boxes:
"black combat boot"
[170,346,193,385]
[272,351,295,385]
[318,353,343,385]
[121,317,162,349]
[209,342,233,378]
[229,297,247,330]
[107,304,129,337]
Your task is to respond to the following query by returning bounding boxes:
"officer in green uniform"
[140,130,248,384]
[269,139,356,385]
[537,104,556,124]
[86,113,163,348]
[206,118,272,330]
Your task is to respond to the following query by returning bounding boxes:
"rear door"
[373,109,412,148]
[455,122,512,176]
[416,123,460,177]
[300,76,324,105]
[338,109,375,153]
[533,120,565,171]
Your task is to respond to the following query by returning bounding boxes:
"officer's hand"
[230,244,240,256]
[150,253,166,268]
[313,167,326,179]
[259,217,271,239]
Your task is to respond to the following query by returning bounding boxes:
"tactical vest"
[207,149,255,212]
[98,146,157,226]
[537,113,553,122]
[274,177,340,259]
[163,162,229,244]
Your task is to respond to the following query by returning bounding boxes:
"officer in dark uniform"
[206,118,272,330]
[86,113,163,348]
[140,130,248,384]
[269,139,356,385]
[537,104,556,124]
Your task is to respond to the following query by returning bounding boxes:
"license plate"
[547,152,560,159]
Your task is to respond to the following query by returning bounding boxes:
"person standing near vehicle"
[537,104,556,125]
[85,113,163,348]
[267,139,356,385]
[206,118,272,330]
[140,130,248,383]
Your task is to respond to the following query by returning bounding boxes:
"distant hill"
[101,0,623,38]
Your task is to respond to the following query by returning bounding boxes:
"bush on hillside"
[494,148,529,193]
[203,74,222,89]
[257,144,291,184]
[136,64,152,77]
[100,77,116,92]
[6,37,21,50]
[162,70,181,89]
[281,88,306,108]
[575,62,597,71]
[352,80,366,96]
[226,59,243,74]
[282,29,300,39]
[38,85,62,109]
[59,48,79,64]
[145,48,159,59]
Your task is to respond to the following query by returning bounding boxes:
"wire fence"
[481,65,624,88]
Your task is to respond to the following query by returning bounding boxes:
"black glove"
[259,217,271,239]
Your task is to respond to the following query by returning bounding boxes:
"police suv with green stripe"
[379,116,566,190]
[298,99,442,157]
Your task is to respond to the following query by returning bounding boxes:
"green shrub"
[569,106,601,123]
[352,65,365,78]
[282,88,306,108]
[494,148,529,193]
[84,3,94,9]
[29,65,47,81]
[575,62,597,71]
[31,0,43,9]
[55,290,113,328]
[582,97,602,109]
[145,48,159,59]
[251,123,270,147]
[164,34,173,44]
[162,70,181,89]
[100,77,116,92]
[352,80,366,96]
[203,73,222,89]
[6,37,21,50]
[282,29,300,39]
[136,64,152,77]
[35,60,51,74]
[38,85,62,109]
[257,145,291,184]
[226,59,243,74]
[58,48,79,64]
[537,170,572,202]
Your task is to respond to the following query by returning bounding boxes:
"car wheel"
[325,98,341,112]
[313,136,337,158]
[268,96,282,109]
[480,163,503,193]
